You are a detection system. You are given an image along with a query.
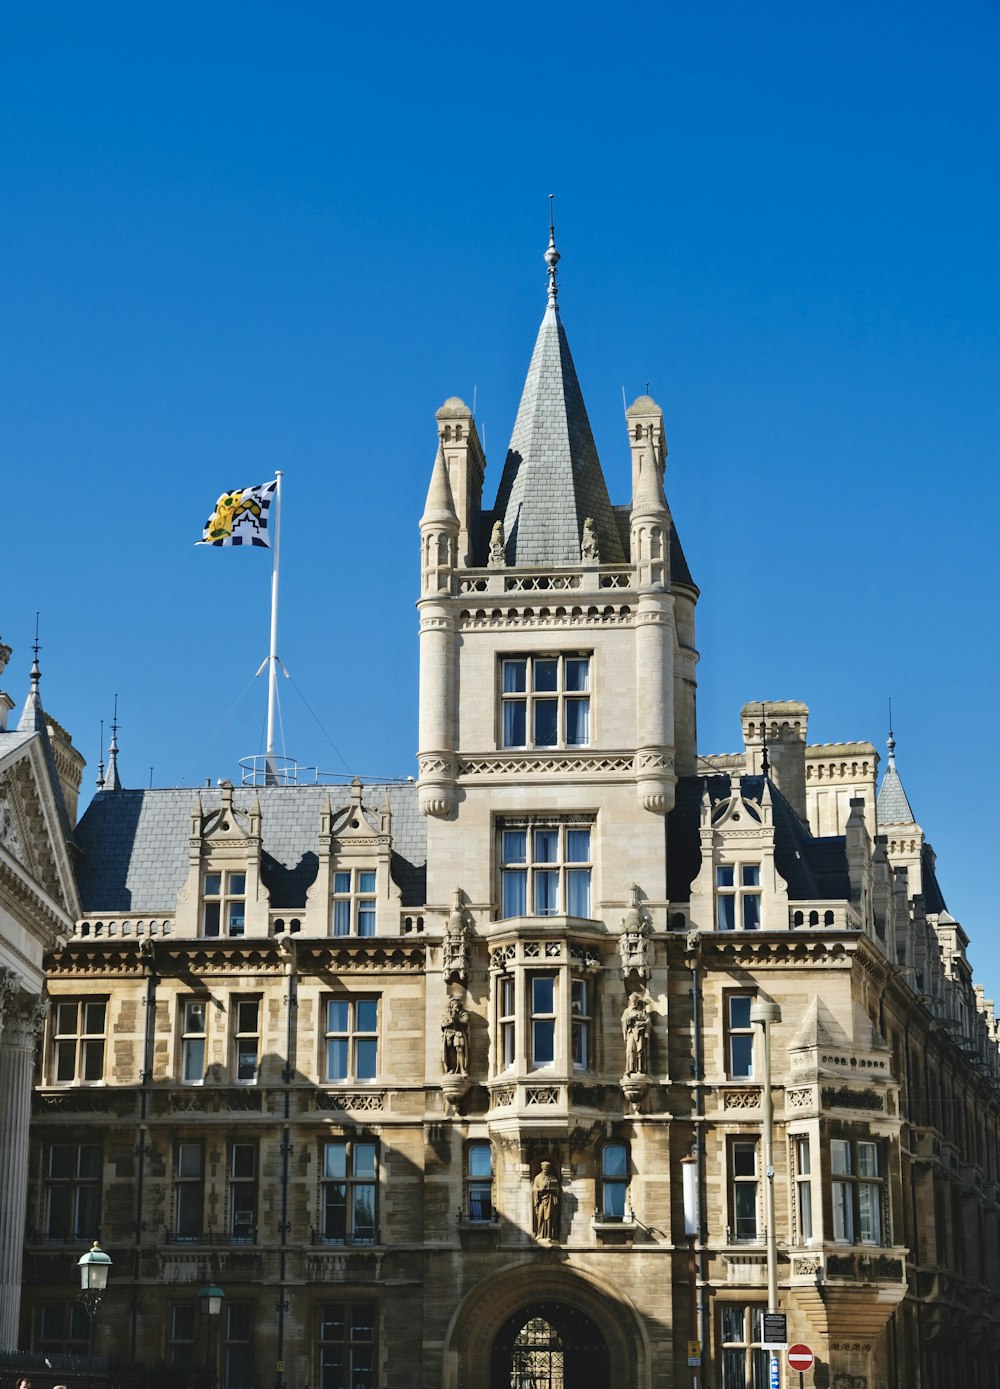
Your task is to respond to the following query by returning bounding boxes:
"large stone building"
[18,237,1000,1389]
[0,637,82,1350]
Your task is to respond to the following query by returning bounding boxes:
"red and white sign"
[787,1344,814,1372]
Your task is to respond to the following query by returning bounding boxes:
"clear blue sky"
[3,4,997,991]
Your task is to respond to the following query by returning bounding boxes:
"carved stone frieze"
[459,753,634,777]
[723,1088,762,1111]
[315,1090,385,1113]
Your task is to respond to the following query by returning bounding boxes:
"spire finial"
[96,719,105,790]
[887,698,896,766]
[104,694,123,792]
[30,612,41,689]
[544,193,560,308]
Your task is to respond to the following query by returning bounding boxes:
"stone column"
[0,982,45,1350]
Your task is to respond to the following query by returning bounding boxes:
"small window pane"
[717,896,736,930]
[84,1002,106,1033]
[733,1145,756,1177]
[716,866,735,887]
[327,1039,348,1080]
[742,895,761,930]
[565,658,589,691]
[502,869,527,918]
[236,1000,259,1033]
[566,829,590,861]
[603,1144,627,1179]
[565,698,589,745]
[228,873,246,894]
[334,872,351,894]
[327,1000,349,1033]
[185,1001,206,1031]
[729,996,752,1028]
[858,1143,879,1177]
[354,1144,377,1178]
[532,976,555,1013]
[534,829,559,862]
[82,1041,104,1081]
[534,869,559,915]
[503,701,526,746]
[227,901,245,934]
[359,872,376,894]
[56,1002,78,1034]
[831,1140,852,1175]
[177,1143,202,1178]
[355,1039,377,1079]
[502,830,527,865]
[183,1039,204,1081]
[204,874,222,896]
[566,868,591,918]
[203,902,221,936]
[502,660,526,693]
[231,1145,255,1178]
[533,699,558,745]
[741,865,760,886]
[533,659,558,691]
[356,1000,378,1032]
[532,1019,555,1064]
[333,900,351,935]
[730,1035,754,1078]
[324,1145,347,1179]
[357,901,376,937]
[468,1145,492,1178]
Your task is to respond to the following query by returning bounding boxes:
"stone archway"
[443,1259,649,1389]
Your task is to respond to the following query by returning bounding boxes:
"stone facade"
[18,247,1000,1388]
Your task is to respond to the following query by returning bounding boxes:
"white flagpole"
[265,471,283,777]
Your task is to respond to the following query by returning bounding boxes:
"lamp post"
[750,999,782,1379]
[198,1283,224,1389]
[680,1152,700,1389]
[77,1241,112,1319]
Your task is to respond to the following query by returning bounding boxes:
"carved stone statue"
[622,992,651,1075]
[581,516,600,562]
[442,886,470,984]
[618,883,651,981]
[532,1161,561,1242]
[488,520,506,567]
[441,997,469,1076]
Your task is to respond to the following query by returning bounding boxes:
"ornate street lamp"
[77,1241,112,1318]
[198,1283,225,1388]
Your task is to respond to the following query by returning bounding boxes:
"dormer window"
[332,870,377,937]
[500,655,590,748]
[203,872,246,938]
[715,864,761,931]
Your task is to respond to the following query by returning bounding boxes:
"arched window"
[511,1317,563,1389]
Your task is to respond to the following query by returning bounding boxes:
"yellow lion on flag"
[206,489,263,541]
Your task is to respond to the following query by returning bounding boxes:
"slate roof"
[491,304,625,567]
[667,773,851,904]
[74,784,427,915]
[877,759,916,824]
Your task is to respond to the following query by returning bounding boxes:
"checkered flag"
[197,481,278,547]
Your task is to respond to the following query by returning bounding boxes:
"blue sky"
[3,3,997,991]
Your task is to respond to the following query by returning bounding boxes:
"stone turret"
[435,397,485,568]
[417,439,460,818]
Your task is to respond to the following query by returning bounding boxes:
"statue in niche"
[622,992,651,1075]
[441,997,469,1076]
[488,520,506,567]
[581,516,600,562]
[532,1161,561,1242]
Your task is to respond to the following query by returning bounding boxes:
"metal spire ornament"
[545,194,560,307]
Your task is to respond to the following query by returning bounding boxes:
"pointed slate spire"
[877,723,916,824]
[17,621,45,732]
[492,217,624,567]
[103,697,123,792]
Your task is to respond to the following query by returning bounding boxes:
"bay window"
[831,1138,884,1244]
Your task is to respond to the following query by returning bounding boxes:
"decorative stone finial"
[442,886,471,984]
[618,884,651,981]
[580,517,600,563]
[545,194,560,308]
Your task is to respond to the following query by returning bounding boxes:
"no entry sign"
[787,1344,814,1372]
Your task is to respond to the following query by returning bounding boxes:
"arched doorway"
[490,1300,610,1389]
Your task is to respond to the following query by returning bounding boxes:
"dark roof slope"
[74,784,427,914]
